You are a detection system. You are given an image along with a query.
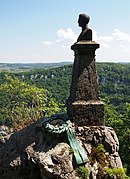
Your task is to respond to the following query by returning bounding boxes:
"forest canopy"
[0,76,59,129]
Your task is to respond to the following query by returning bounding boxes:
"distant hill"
[0,62,72,72]
[0,62,130,72]
[119,62,130,64]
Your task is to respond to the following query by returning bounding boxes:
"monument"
[0,14,124,179]
[67,13,104,126]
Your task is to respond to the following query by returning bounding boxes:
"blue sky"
[0,0,130,63]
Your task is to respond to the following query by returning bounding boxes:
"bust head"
[77,13,92,41]
[78,14,90,28]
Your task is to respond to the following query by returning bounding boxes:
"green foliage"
[97,63,130,113]
[104,168,130,179]
[69,147,74,155]
[1,63,130,113]
[89,145,107,177]
[0,133,3,139]
[0,65,72,110]
[96,144,107,174]
[0,76,60,129]
[95,144,130,178]
[105,103,130,176]
[76,166,89,179]
[96,144,106,153]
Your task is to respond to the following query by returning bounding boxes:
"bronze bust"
[77,14,92,42]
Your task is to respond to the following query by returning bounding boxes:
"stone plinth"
[73,100,104,126]
[67,41,104,126]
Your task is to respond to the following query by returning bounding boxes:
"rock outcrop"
[0,118,123,179]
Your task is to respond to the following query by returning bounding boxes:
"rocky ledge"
[0,118,123,179]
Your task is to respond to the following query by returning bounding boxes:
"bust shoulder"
[77,28,92,42]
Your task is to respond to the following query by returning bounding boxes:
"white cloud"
[1,27,130,63]
[41,28,130,63]
[93,28,130,62]
[61,45,68,49]
[42,41,53,46]
[97,28,130,44]
[119,44,130,52]
[97,35,113,49]
[112,29,130,41]
[98,36,113,43]
[57,28,77,42]
[42,28,77,50]
[55,39,63,43]
[93,29,112,48]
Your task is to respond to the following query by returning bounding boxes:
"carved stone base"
[72,100,104,126]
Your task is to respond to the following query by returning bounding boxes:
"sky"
[0,0,130,63]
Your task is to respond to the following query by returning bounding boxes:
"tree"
[0,76,60,129]
[105,103,130,176]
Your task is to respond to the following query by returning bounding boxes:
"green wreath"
[42,113,88,165]
[42,114,72,134]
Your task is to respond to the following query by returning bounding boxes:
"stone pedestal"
[67,41,104,126]
[73,100,104,126]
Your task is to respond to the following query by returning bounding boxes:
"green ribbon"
[67,127,88,164]
[42,114,88,165]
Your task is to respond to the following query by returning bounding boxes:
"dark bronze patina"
[77,14,92,41]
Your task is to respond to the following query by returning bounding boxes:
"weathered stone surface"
[36,143,79,179]
[67,41,104,126]
[76,126,123,170]
[0,120,123,179]
[0,120,41,179]
[76,126,120,155]
[68,42,100,103]
[73,100,104,126]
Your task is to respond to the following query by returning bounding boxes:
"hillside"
[2,62,128,113]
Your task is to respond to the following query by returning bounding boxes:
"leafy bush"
[104,168,130,179]
[96,144,106,153]
[105,103,130,176]
[76,166,89,179]
[0,76,60,129]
